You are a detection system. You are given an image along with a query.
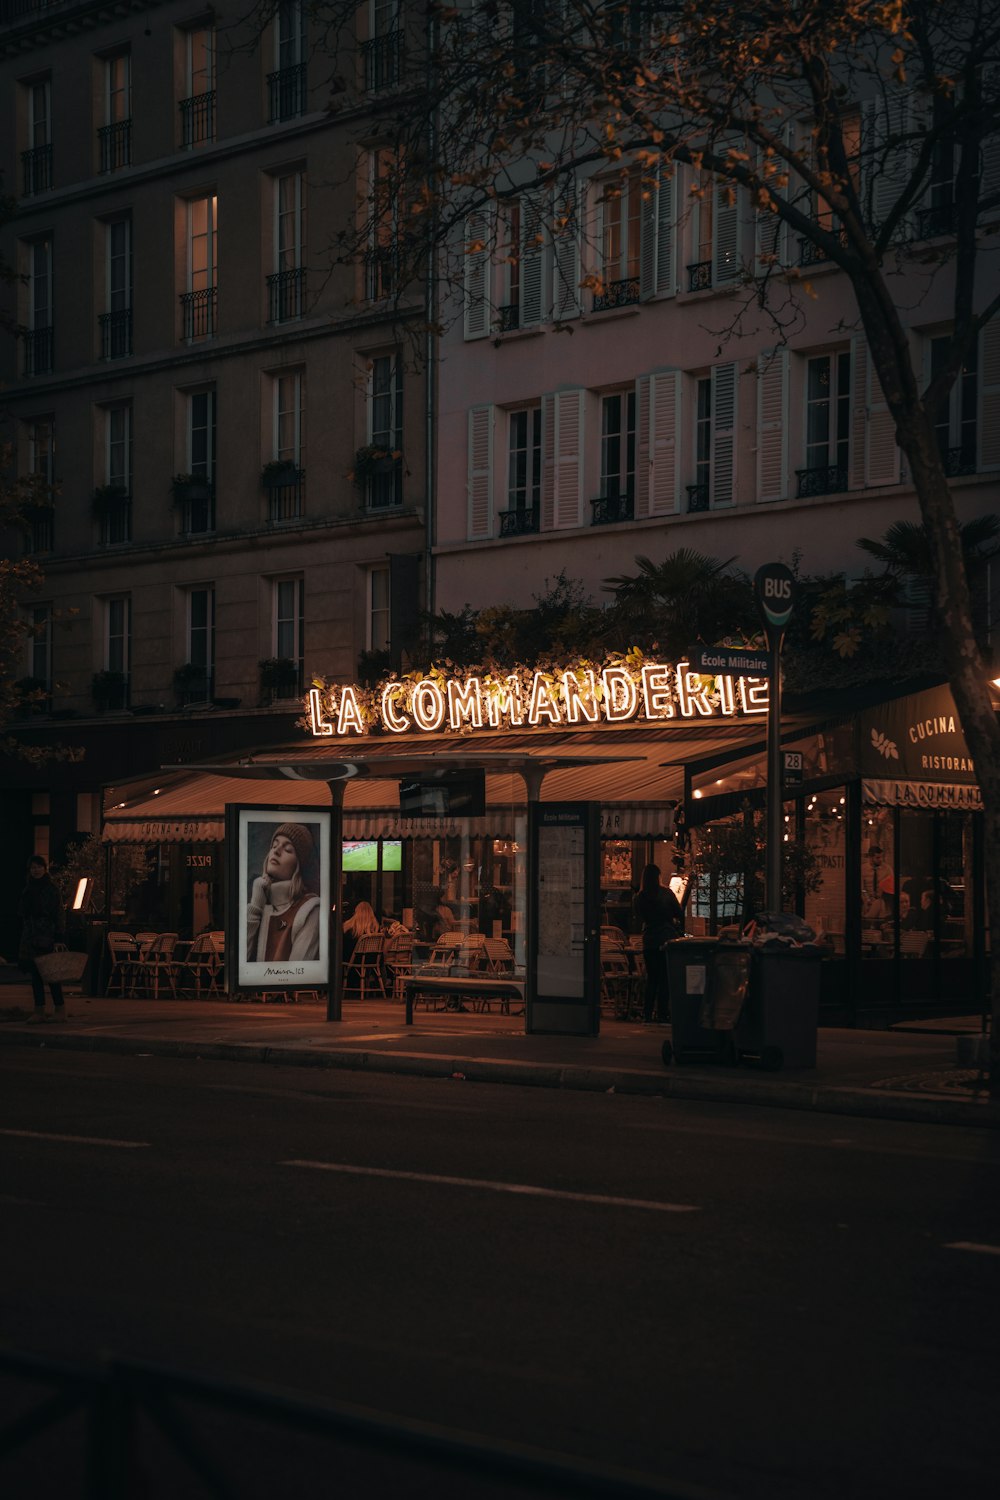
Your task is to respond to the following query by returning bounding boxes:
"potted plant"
[91,669,128,712]
[173,661,211,703]
[260,459,301,488]
[351,445,398,487]
[91,483,129,517]
[171,473,213,504]
[259,656,300,701]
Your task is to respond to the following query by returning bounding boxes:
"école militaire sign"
[307,659,769,739]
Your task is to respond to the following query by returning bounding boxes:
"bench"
[403,972,525,1025]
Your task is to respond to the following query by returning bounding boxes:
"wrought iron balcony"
[916,201,957,240]
[497,303,520,332]
[365,247,399,301]
[687,260,712,292]
[686,482,710,513]
[260,662,302,703]
[180,287,217,340]
[590,492,634,525]
[795,463,847,498]
[176,669,213,706]
[798,225,849,266]
[180,90,216,147]
[267,266,306,322]
[591,277,640,313]
[99,119,131,173]
[100,308,132,360]
[268,63,307,122]
[176,481,216,535]
[363,30,403,91]
[25,506,54,554]
[99,499,132,546]
[940,443,976,478]
[499,505,540,537]
[266,472,305,524]
[21,143,52,196]
[22,326,53,377]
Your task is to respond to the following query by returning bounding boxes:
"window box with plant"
[171,473,214,504]
[258,656,301,703]
[173,661,212,705]
[260,459,303,489]
[91,669,128,712]
[91,483,129,517]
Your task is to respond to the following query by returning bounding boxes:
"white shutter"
[520,191,545,328]
[981,64,1000,221]
[552,388,584,528]
[648,371,681,514]
[541,392,556,530]
[754,126,793,275]
[463,210,490,340]
[850,334,870,489]
[467,404,494,537]
[552,184,580,321]
[862,92,914,238]
[711,362,738,506]
[713,170,742,284]
[756,348,788,503]
[635,374,652,519]
[640,166,676,298]
[979,317,1000,471]
[866,342,900,486]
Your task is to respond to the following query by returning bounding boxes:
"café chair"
[383,931,414,1002]
[344,932,387,1001]
[106,931,140,997]
[134,932,180,1000]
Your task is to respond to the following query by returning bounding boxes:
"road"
[2,1049,999,1499]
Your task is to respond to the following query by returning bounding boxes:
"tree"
[602,548,758,655]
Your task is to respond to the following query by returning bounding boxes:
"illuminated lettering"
[675,665,714,718]
[561,670,599,725]
[716,675,736,716]
[447,676,483,730]
[381,681,411,734]
[739,677,770,715]
[411,679,446,731]
[308,687,334,736]
[337,686,366,735]
[601,665,638,722]
[640,664,674,720]
[528,672,562,726]
[484,675,525,728]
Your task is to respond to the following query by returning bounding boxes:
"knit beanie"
[272,822,320,892]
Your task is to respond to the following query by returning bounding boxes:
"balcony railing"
[22,325,53,377]
[365,247,399,301]
[499,504,540,537]
[180,287,217,340]
[268,63,307,122]
[260,663,302,704]
[176,669,213,706]
[99,119,131,173]
[940,443,977,478]
[363,30,403,91]
[590,492,634,525]
[687,260,712,292]
[25,506,54,553]
[686,482,710,513]
[267,266,306,322]
[99,499,132,545]
[917,201,957,241]
[177,483,216,534]
[267,475,305,524]
[497,303,520,332]
[99,308,132,360]
[21,143,52,196]
[179,89,216,147]
[367,466,402,510]
[591,277,640,313]
[795,463,848,498]
[798,225,849,266]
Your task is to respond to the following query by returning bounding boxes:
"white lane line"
[945,1241,1000,1257]
[282,1160,699,1213]
[0,1128,150,1149]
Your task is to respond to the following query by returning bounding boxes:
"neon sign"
[307,660,769,738]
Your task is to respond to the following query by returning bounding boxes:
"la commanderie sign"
[306,660,771,739]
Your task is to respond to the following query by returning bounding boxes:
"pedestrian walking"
[634,863,684,1024]
[18,854,68,1022]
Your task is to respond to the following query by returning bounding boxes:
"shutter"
[463,210,491,340]
[754,127,792,275]
[553,388,584,528]
[541,391,556,530]
[640,165,676,298]
[552,184,581,320]
[711,362,738,506]
[850,333,869,488]
[520,191,545,328]
[862,92,914,239]
[648,371,681,514]
[713,169,742,284]
[979,317,1000,471]
[635,374,652,519]
[467,404,494,537]
[866,343,900,486]
[980,64,1000,217]
[756,348,788,503]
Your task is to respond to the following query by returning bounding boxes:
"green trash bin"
[664,940,751,1066]
[735,945,821,1070]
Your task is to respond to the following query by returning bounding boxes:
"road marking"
[0,1128,150,1149]
[282,1160,700,1213]
[945,1241,1000,1257]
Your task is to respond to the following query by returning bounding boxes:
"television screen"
[343,839,402,872]
[399,770,486,818]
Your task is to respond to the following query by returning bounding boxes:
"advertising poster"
[228,805,330,993]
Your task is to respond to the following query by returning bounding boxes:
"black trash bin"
[735,944,821,1070]
[664,939,751,1066]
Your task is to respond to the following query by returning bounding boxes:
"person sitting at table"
[342,900,380,965]
[429,889,457,942]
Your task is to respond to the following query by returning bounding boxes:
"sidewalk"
[0,982,996,1130]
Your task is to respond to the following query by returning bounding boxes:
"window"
[368,564,390,653]
[269,171,306,321]
[685,363,737,510]
[102,595,131,708]
[599,391,636,504]
[23,78,51,195]
[25,417,55,552]
[181,389,217,532]
[100,404,132,544]
[367,147,401,300]
[595,169,641,309]
[28,416,55,486]
[920,95,957,239]
[270,0,307,121]
[182,195,218,339]
[181,27,216,147]
[503,406,541,533]
[266,372,305,522]
[691,377,711,509]
[29,603,53,694]
[799,352,850,495]
[23,238,52,376]
[930,335,978,476]
[798,112,859,265]
[183,585,215,702]
[367,353,403,508]
[271,577,304,696]
[100,53,131,172]
[365,0,403,91]
[101,217,132,359]
[688,170,713,290]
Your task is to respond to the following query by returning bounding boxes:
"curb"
[3,1025,999,1130]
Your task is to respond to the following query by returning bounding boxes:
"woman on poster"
[246,823,322,962]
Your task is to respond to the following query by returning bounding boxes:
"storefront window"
[803,789,847,953]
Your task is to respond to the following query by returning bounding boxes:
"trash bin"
[664,940,751,1066]
[735,944,821,1070]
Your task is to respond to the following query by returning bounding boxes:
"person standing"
[18,855,68,1022]
[633,863,684,1024]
